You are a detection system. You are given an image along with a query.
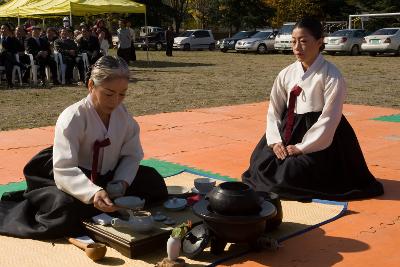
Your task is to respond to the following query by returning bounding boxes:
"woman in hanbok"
[0,56,168,239]
[242,18,383,201]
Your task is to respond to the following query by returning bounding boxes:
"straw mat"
[0,170,346,267]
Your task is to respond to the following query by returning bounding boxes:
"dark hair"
[294,18,325,51]
[1,23,12,32]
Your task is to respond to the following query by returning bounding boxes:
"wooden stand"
[82,205,202,259]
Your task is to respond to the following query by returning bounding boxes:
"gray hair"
[86,56,130,86]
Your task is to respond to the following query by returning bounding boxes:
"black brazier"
[206,182,261,215]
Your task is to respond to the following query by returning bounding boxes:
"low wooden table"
[82,204,202,259]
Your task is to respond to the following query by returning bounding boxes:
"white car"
[274,22,296,54]
[235,30,276,54]
[361,28,400,56]
[173,30,215,51]
[324,29,367,56]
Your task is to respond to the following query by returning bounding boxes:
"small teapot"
[111,210,154,233]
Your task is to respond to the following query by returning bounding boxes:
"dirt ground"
[0,50,399,131]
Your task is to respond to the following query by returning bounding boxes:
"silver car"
[235,30,276,54]
[361,28,400,56]
[324,29,367,56]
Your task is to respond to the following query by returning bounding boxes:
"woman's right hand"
[272,142,288,160]
[93,190,118,213]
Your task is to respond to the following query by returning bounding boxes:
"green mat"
[0,158,235,197]
[371,114,400,122]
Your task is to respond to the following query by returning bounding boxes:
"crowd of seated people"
[0,18,112,88]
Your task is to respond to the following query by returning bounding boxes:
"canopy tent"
[17,0,145,17]
[0,0,36,17]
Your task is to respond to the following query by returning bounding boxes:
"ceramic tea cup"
[194,178,216,194]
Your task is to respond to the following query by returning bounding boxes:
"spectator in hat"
[63,17,71,28]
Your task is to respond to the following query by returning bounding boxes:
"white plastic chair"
[26,53,52,85]
[100,40,109,56]
[81,53,89,73]
[12,54,23,86]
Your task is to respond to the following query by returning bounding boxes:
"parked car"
[173,29,215,51]
[324,29,367,56]
[219,31,258,52]
[235,30,276,54]
[134,31,166,51]
[274,22,296,54]
[361,28,400,56]
[139,26,164,37]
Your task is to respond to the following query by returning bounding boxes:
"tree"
[216,0,273,34]
[266,0,324,28]
[162,0,190,33]
[188,0,213,29]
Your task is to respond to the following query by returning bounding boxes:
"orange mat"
[0,102,399,267]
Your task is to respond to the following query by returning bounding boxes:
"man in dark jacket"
[54,27,84,84]
[26,26,59,86]
[76,25,101,74]
[0,23,28,87]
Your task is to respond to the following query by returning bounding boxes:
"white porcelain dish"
[163,197,187,211]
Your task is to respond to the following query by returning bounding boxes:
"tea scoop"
[67,237,107,261]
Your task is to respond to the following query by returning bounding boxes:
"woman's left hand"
[93,190,119,213]
[286,145,302,156]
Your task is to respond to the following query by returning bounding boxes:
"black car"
[218,31,258,52]
[134,31,166,51]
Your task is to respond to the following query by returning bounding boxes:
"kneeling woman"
[0,56,167,239]
[242,18,383,201]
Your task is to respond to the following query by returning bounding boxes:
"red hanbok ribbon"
[284,85,302,145]
[91,138,111,183]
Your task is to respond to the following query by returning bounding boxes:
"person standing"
[117,19,132,64]
[165,26,174,56]
[126,21,136,61]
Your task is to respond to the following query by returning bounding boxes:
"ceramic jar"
[167,236,181,260]
[206,182,260,215]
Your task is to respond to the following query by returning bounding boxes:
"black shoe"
[53,80,60,86]
[39,80,47,87]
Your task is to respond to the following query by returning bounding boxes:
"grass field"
[0,50,399,131]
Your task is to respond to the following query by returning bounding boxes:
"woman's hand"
[272,142,288,160]
[93,190,118,213]
[287,145,302,156]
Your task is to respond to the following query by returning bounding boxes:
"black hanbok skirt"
[0,146,168,239]
[242,111,384,201]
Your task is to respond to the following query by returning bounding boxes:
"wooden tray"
[82,204,202,259]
